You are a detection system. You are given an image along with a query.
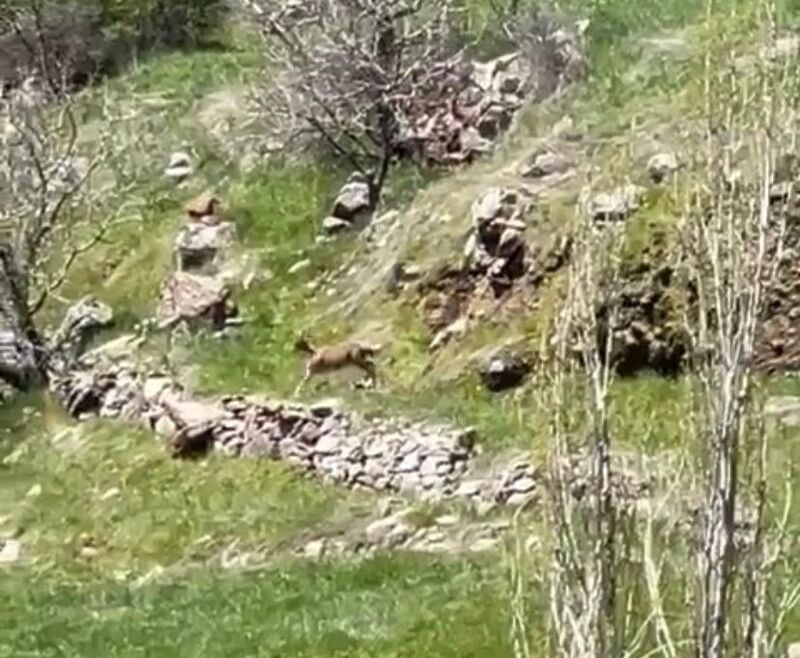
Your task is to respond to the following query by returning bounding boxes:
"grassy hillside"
[2,0,800,656]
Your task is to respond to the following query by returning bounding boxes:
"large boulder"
[465,187,531,283]
[174,221,235,273]
[157,272,237,331]
[50,296,114,364]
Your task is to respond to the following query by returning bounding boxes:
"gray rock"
[302,538,328,560]
[521,150,571,178]
[454,480,483,498]
[156,271,235,331]
[175,222,235,273]
[589,184,646,223]
[365,515,412,547]
[314,433,343,455]
[153,414,177,437]
[471,187,520,229]
[332,176,371,220]
[647,152,680,183]
[142,377,171,404]
[322,216,353,235]
[164,151,193,182]
[478,349,531,392]
[395,450,422,473]
[0,538,21,565]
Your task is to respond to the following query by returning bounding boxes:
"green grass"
[0,401,370,573]
[0,555,524,658]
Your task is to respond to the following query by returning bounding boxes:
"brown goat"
[294,336,381,393]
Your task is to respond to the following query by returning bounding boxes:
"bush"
[0,0,227,90]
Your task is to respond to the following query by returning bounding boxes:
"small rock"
[314,433,343,455]
[507,475,536,493]
[332,175,372,220]
[468,537,501,553]
[521,150,571,178]
[142,377,171,404]
[471,187,520,229]
[764,35,800,60]
[288,259,311,275]
[302,538,328,560]
[153,414,178,437]
[478,349,531,392]
[99,487,121,502]
[0,539,21,565]
[455,480,483,498]
[454,427,478,452]
[80,546,100,559]
[365,515,412,547]
[26,483,42,499]
[395,451,422,473]
[551,116,574,137]
[506,492,536,507]
[164,151,194,182]
[786,642,800,658]
[647,152,680,183]
[589,184,646,223]
[435,514,460,527]
[174,221,235,273]
[770,181,794,203]
[322,216,353,235]
[184,192,222,222]
[430,316,469,351]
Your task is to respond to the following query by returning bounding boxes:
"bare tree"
[541,184,638,658]
[0,3,132,389]
[679,2,800,655]
[246,0,468,206]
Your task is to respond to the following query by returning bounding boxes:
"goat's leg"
[360,360,377,389]
[294,368,311,397]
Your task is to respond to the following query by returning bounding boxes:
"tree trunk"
[0,266,44,390]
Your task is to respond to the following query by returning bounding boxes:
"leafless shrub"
[0,3,135,388]
[676,2,800,656]
[246,0,468,204]
[481,0,589,100]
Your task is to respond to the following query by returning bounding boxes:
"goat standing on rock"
[294,336,381,394]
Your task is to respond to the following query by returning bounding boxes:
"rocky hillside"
[2,1,800,657]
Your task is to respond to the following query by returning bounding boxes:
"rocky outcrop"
[48,358,552,507]
[464,187,533,287]
[174,221,235,274]
[155,194,240,332]
[156,272,238,331]
[49,296,113,365]
[49,353,660,520]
